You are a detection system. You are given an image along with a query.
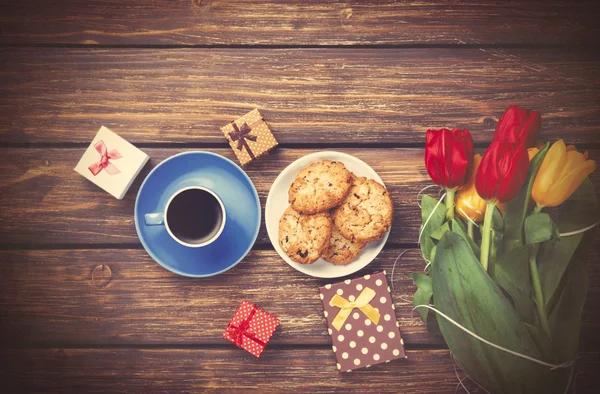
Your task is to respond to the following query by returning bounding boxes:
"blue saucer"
[134,151,261,277]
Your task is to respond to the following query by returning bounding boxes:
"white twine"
[421,255,432,270]
[410,187,582,393]
[416,188,446,269]
[563,361,575,394]
[390,249,409,293]
[453,352,574,394]
[413,304,574,370]
[417,184,443,208]
[390,250,415,304]
[452,354,491,394]
[423,261,431,273]
[457,207,480,228]
[559,221,599,237]
[454,363,470,394]
[394,244,574,393]
[389,249,418,305]
[418,192,446,246]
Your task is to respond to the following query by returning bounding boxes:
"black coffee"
[166,188,223,245]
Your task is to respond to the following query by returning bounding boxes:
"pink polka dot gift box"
[319,271,407,372]
[223,300,280,357]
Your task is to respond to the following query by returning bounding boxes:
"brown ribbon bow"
[229,122,258,159]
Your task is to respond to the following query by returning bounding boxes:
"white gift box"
[74,126,150,199]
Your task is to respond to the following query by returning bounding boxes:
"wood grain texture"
[2,48,600,144]
[2,2,599,392]
[2,148,599,246]
[0,249,441,346]
[1,1,599,46]
[0,349,490,393]
[1,348,598,393]
[1,248,599,349]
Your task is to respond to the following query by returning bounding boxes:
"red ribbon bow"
[226,305,266,348]
[88,140,123,176]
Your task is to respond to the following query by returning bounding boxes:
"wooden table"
[1,1,599,392]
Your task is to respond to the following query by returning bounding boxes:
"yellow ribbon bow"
[330,287,380,331]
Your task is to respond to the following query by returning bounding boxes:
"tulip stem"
[529,244,552,339]
[445,189,455,221]
[529,203,552,339]
[480,202,496,278]
[467,221,474,240]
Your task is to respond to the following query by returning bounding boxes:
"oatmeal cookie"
[321,226,366,265]
[288,160,352,214]
[332,176,393,243]
[278,206,332,264]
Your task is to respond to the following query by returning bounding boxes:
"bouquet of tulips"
[411,106,598,394]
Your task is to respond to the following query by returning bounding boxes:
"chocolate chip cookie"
[278,206,332,264]
[288,160,352,214]
[332,176,393,243]
[321,226,366,265]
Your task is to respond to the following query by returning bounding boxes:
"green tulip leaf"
[431,232,561,394]
[429,245,437,264]
[430,221,450,241]
[492,204,505,233]
[495,245,534,324]
[538,232,584,315]
[523,322,558,363]
[540,178,598,315]
[409,272,433,323]
[419,195,447,262]
[502,143,550,252]
[552,178,599,234]
[451,218,480,256]
[549,231,591,362]
[524,213,555,245]
[426,311,442,336]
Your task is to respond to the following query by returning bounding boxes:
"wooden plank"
[0,249,441,346]
[1,248,599,349]
[1,1,599,46]
[0,349,477,393]
[0,147,426,245]
[1,148,599,246]
[1,348,598,393]
[1,48,600,144]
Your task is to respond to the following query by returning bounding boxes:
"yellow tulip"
[529,144,578,161]
[456,155,506,222]
[531,139,596,207]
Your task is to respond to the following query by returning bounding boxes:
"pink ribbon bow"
[88,140,122,176]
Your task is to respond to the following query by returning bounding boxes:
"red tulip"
[493,105,541,148]
[475,141,529,203]
[425,128,473,190]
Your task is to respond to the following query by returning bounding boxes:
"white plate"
[265,151,390,278]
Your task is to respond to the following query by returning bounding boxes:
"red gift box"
[223,300,280,357]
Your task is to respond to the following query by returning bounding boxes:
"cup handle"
[144,212,165,226]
